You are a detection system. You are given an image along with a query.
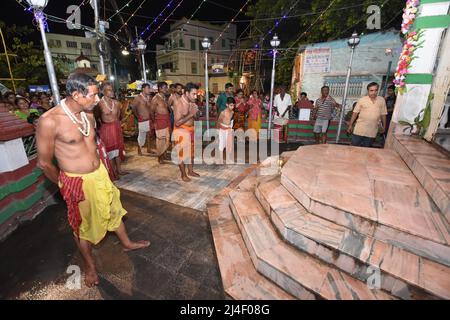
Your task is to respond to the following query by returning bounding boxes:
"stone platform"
[207,141,450,300]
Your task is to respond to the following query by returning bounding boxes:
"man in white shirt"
[273,85,292,143]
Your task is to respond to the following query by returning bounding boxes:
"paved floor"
[116,149,251,211]
[0,190,224,300]
[0,141,303,300]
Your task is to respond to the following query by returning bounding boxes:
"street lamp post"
[336,31,360,144]
[137,39,147,83]
[268,34,280,139]
[27,0,60,104]
[201,37,211,136]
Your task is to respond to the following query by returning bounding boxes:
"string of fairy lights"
[254,0,301,49]
[144,0,185,42]
[113,0,147,36]
[209,0,252,51]
[107,0,134,22]
[15,0,400,62]
[134,0,177,44]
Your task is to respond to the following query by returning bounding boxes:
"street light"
[137,38,147,83]
[336,31,360,144]
[268,34,280,138]
[26,0,60,104]
[201,37,211,136]
[121,47,130,56]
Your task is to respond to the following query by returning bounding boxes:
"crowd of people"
[0,77,396,168]
[0,72,395,288]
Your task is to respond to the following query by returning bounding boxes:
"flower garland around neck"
[393,0,422,94]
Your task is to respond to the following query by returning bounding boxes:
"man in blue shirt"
[216,83,234,117]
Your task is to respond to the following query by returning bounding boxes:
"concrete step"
[206,192,295,300]
[280,145,450,267]
[228,189,396,300]
[255,177,450,299]
[391,135,450,223]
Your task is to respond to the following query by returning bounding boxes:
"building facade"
[46,33,110,78]
[291,30,403,112]
[156,18,236,94]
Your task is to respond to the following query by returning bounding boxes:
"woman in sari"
[14,97,39,121]
[233,89,248,130]
[247,90,262,138]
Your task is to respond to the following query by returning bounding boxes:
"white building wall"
[298,31,402,110]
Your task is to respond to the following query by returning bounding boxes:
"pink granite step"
[206,190,295,300]
[391,135,450,223]
[280,144,450,267]
[228,190,396,300]
[255,177,450,299]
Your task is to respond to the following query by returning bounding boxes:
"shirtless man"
[131,83,152,155]
[218,97,235,163]
[96,82,128,178]
[168,83,183,133]
[172,82,200,182]
[36,73,149,287]
[150,82,171,164]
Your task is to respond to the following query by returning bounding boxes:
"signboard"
[28,85,50,93]
[304,48,331,74]
[212,63,224,74]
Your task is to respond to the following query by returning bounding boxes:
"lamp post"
[26,0,60,104]
[137,38,147,83]
[336,31,360,144]
[93,0,106,75]
[268,34,280,138]
[201,37,211,135]
[121,47,130,56]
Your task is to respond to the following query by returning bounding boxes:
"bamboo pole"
[0,26,16,92]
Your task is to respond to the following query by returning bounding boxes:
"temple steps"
[255,176,450,299]
[228,189,396,300]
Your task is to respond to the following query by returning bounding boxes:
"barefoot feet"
[85,267,99,288]
[123,240,150,252]
[188,170,200,177]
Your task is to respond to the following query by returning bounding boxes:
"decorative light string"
[255,0,301,48]
[135,0,176,43]
[286,0,337,52]
[114,0,147,36]
[209,0,251,50]
[145,0,185,42]
[108,0,134,22]
[185,0,209,25]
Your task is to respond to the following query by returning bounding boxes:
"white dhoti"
[137,121,150,147]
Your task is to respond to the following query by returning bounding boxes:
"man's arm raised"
[36,115,59,184]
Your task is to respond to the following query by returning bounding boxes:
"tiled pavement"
[0,190,225,300]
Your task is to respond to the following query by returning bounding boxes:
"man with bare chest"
[168,83,183,133]
[36,73,149,288]
[95,82,128,178]
[172,82,200,182]
[131,83,152,155]
[150,82,171,164]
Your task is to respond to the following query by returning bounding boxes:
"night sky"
[4,0,251,46]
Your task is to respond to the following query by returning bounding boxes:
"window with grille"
[81,42,92,50]
[66,41,77,48]
[191,62,197,74]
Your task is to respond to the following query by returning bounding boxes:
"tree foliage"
[0,21,64,91]
[246,0,405,86]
